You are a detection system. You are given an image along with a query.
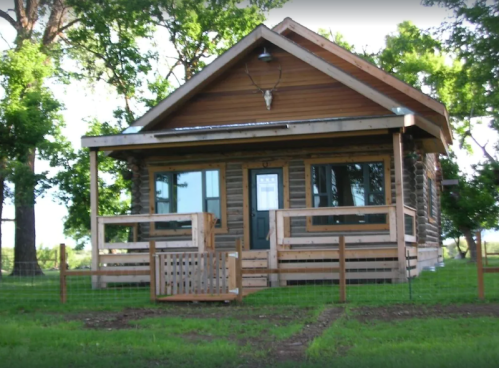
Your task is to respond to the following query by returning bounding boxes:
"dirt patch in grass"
[256,307,345,366]
[72,305,312,330]
[354,303,499,323]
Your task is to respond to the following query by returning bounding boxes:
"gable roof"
[129,19,451,145]
[273,17,452,144]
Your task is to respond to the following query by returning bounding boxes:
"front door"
[250,168,284,250]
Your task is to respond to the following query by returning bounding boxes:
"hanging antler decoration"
[245,64,282,110]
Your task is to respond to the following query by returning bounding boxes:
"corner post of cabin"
[393,131,407,281]
[89,148,100,288]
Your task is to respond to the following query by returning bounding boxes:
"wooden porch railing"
[270,205,397,249]
[97,212,216,252]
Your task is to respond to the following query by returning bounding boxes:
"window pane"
[205,170,220,198]
[256,174,279,211]
[405,214,414,235]
[207,198,221,220]
[155,174,169,200]
[157,202,170,214]
[175,171,203,213]
[312,166,328,195]
[311,161,386,226]
[368,163,384,193]
[331,164,364,207]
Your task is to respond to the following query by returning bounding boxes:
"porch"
[92,203,419,290]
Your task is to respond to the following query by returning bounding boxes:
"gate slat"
[166,254,171,295]
[208,252,213,294]
[222,252,226,293]
[203,253,208,294]
[172,254,177,295]
[216,253,220,294]
[179,253,184,295]
[196,253,201,294]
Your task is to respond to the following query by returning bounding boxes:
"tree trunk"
[461,228,477,262]
[11,151,43,276]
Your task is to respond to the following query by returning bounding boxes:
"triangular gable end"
[134,24,413,133]
[152,41,394,130]
[273,18,453,145]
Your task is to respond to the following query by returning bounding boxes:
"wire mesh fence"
[0,259,150,310]
[1,254,499,310]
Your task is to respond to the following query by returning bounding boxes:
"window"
[310,161,386,227]
[153,168,222,231]
[428,176,436,221]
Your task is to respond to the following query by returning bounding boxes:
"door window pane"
[256,174,279,211]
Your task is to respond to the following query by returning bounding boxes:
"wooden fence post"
[236,239,243,303]
[484,241,489,266]
[268,210,279,287]
[476,231,484,300]
[149,240,157,302]
[339,236,346,303]
[60,243,67,304]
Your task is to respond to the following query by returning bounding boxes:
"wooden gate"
[154,241,243,302]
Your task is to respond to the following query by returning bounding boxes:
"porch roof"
[81,114,448,154]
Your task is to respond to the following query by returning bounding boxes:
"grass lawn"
[1,305,499,368]
[1,258,499,367]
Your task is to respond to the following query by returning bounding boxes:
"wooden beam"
[236,239,243,303]
[149,241,157,302]
[476,231,484,300]
[339,236,346,303]
[269,210,278,287]
[393,132,406,280]
[81,117,404,150]
[60,243,67,304]
[273,18,452,144]
[89,150,99,288]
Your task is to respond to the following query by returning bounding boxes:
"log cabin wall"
[131,141,415,251]
[414,152,440,247]
[150,43,393,131]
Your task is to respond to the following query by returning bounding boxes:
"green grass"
[303,316,499,368]
[244,258,499,307]
[1,258,499,312]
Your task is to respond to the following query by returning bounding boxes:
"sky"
[0,0,498,250]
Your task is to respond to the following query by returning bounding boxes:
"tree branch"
[0,9,19,31]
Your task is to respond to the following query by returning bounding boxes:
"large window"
[153,168,222,231]
[310,161,387,227]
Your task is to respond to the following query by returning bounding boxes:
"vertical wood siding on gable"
[285,32,445,127]
[152,45,393,130]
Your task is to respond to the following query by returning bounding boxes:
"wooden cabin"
[82,18,450,289]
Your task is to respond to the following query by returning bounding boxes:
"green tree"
[440,156,499,260]
[55,0,287,247]
[0,0,78,276]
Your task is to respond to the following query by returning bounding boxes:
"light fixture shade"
[258,47,272,62]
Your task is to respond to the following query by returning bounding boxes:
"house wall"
[133,140,417,251]
[152,44,393,131]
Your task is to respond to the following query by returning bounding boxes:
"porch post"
[90,149,100,288]
[393,132,407,280]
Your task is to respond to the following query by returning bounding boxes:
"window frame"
[305,155,392,232]
[427,172,437,223]
[148,163,227,235]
